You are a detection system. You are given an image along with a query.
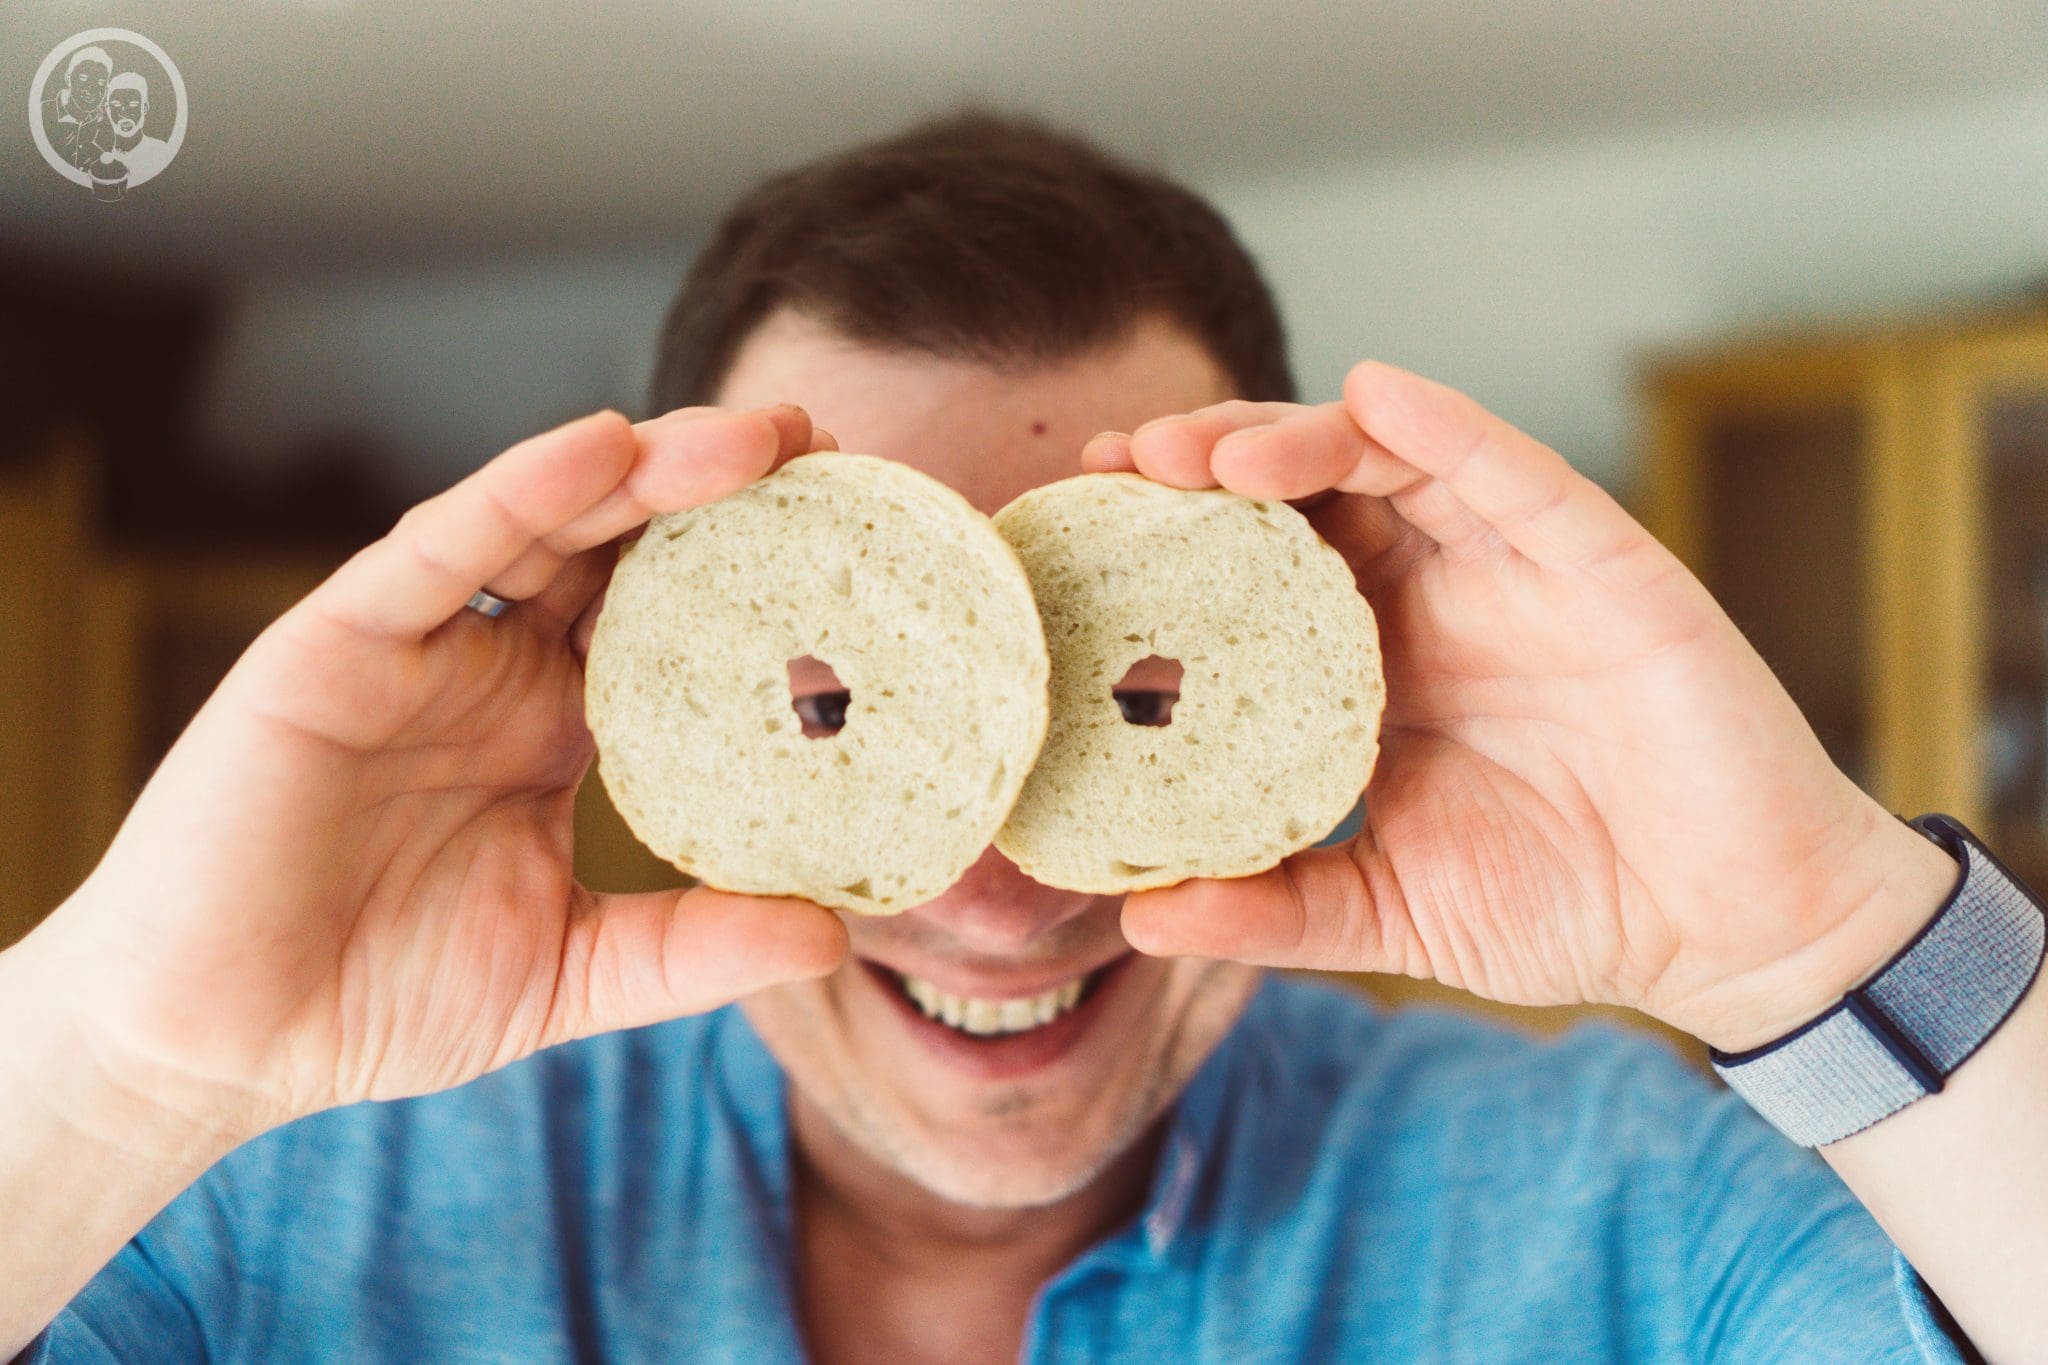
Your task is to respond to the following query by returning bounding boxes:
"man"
[43,46,113,173]
[94,72,175,187]
[3,111,2042,1362]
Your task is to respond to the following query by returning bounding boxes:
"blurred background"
[5,0,2048,1050]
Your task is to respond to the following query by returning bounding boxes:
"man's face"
[67,61,109,114]
[105,85,145,139]
[716,306,1265,1208]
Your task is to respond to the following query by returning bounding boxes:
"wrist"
[1710,812,2045,1150]
[0,917,267,1357]
[0,911,277,1173]
[1693,807,1963,1054]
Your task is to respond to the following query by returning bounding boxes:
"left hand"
[1082,362,1958,1051]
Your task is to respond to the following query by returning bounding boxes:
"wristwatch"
[1709,814,2047,1147]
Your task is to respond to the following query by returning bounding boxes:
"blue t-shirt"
[30,976,1970,1362]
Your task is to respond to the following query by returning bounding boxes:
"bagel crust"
[992,474,1384,893]
[585,453,1049,915]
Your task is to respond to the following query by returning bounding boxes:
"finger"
[1342,362,1643,570]
[1337,440,1503,561]
[490,404,818,601]
[311,405,815,641]
[1090,408,1493,562]
[1079,430,1135,473]
[1302,494,1433,597]
[568,572,610,661]
[1120,844,1412,974]
[1091,408,1390,495]
[548,419,836,645]
[1386,479,1505,563]
[543,885,850,1047]
[1122,400,1303,488]
[1207,403,1373,502]
[521,539,617,637]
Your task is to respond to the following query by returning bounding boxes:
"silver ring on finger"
[465,588,514,618]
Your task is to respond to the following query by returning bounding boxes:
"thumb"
[544,885,849,1047]
[1120,844,1408,975]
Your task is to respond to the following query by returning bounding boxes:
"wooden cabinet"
[0,431,352,946]
[1642,309,2048,892]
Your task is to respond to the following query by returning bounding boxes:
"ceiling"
[6,0,2047,274]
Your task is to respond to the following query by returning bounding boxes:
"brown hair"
[647,107,1294,412]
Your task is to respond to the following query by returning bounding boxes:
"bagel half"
[584,453,1050,914]
[992,473,1382,893]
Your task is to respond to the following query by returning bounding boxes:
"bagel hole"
[1112,655,1182,727]
[787,655,851,738]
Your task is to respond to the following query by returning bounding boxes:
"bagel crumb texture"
[992,473,1383,893]
[585,453,1049,914]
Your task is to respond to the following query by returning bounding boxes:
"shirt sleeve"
[18,1234,207,1364]
[1658,1043,1976,1363]
[1894,1250,1986,1365]
[16,1139,257,1365]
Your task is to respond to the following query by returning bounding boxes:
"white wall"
[198,85,2048,498]
[1209,85,2048,491]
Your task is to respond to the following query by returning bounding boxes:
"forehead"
[712,307,1238,515]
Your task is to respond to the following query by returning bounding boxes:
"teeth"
[897,972,1093,1036]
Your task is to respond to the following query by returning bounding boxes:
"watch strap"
[1709,814,2046,1147]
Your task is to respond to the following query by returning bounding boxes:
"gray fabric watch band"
[1709,814,2047,1148]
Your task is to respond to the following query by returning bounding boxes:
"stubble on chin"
[752,958,1264,1210]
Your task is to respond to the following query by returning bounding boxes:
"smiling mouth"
[869,961,1118,1038]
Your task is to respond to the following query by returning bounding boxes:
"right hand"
[11,404,850,1147]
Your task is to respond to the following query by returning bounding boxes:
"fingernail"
[1091,430,1131,442]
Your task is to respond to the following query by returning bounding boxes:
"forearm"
[1821,956,2048,1363]
[0,918,254,1357]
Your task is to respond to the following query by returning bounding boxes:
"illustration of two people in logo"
[43,45,174,192]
